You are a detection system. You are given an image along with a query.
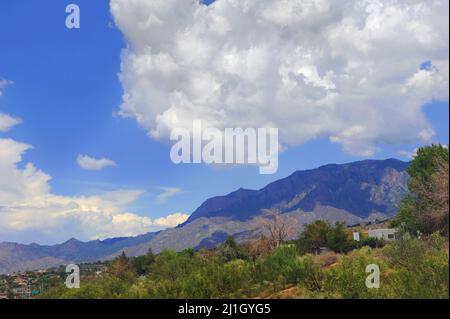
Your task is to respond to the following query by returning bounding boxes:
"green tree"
[408,144,448,187]
[327,222,354,253]
[391,196,419,235]
[297,221,355,254]
[218,235,247,262]
[296,221,332,254]
[393,144,449,235]
[131,247,156,275]
[108,251,136,282]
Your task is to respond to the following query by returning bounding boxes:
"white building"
[368,229,397,241]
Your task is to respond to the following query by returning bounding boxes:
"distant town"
[0,262,106,299]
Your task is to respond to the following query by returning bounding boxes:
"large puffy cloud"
[111,0,449,156]
[0,138,188,244]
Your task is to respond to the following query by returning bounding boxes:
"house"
[368,228,397,241]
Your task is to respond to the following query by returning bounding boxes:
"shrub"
[296,255,324,292]
[254,246,324,292]
[181,272,218,299]
[255,246,300,285]
[323,247,388,299]
[148,279,184,299]
[359,237,386,249]
[148,249,203,281]
[382,233,449,298]
[217,236,248,262]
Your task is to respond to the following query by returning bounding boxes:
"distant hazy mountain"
[0,232,159,274]
[0,159,409,274]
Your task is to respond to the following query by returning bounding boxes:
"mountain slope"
[184,159,409,223]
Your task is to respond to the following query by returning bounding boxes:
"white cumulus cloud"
[110,0,449,156]
[77,154,117,170]
[0,138,188,244]
[152,212,189,228]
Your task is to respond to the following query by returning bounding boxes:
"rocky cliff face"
[185,159,409,223]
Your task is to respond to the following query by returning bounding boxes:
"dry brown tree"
[244,236,273,260]
[415,159,449,235]
[255,209,296,249]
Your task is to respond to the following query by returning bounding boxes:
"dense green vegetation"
[38,231,448,299]
[295,221,385,254]
[38,145,449,299]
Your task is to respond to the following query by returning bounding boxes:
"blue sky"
[0,0,448,243]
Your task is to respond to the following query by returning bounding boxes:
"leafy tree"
[391,196,420,235]
[393,144,449,235]
[327,222,355,253]
[225,235,238,250]
[408,144,448,186]
[296,221,355,254]
[296,221,332,254]
[108,251,136,282]
[131,247,155,275]
[217,236,248,262]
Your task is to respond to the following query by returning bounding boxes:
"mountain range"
[0,158,409,274]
